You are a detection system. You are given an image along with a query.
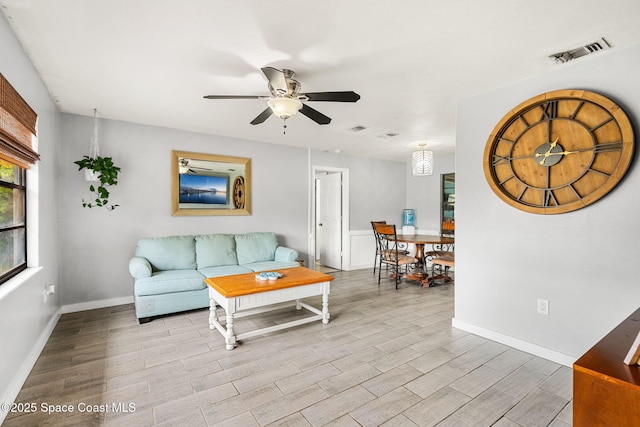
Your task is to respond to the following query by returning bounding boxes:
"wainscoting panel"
[349,230,374,270]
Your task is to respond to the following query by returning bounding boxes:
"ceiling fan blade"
[203,95,262,99]
[250,107,273,125]
[303,91,361,102]
[261,67,288,94]
[300,104,331,125]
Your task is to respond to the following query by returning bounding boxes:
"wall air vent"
[549,37,611,64]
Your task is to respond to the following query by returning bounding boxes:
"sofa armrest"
[129,256,152,279]
[274,246,299,263]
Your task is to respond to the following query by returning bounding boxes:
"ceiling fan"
[203,67,360,128]
[179,158,209,174]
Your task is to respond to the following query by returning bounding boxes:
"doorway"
[312,166,349,272]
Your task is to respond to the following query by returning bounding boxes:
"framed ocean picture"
[179,173,229,205]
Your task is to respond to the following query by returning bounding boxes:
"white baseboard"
[0,307,61,425]
[61,296,134,314]
[344,263,371,271]
[451,318,577,367]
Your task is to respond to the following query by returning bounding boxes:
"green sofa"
[128,232,299,322]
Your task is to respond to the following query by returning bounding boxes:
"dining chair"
[430,242,454,286]
[370,220,386,275]
[374,223,418,289]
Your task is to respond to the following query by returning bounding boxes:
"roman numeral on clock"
[541,101,558,120]
[594,141,623,153]
[543,189,558,207]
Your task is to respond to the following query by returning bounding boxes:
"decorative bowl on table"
[255,272,283,281]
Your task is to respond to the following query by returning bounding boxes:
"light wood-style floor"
[4,269,573,426]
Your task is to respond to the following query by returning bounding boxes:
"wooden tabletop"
[205,266,334,298]
[393,234,454,245]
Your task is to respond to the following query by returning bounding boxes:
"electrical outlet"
[44,282,55,303]
[537,298,549,315]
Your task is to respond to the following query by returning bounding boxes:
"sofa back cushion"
[135,236,196,271]
[195,234,238,268]
[235,232,278,265]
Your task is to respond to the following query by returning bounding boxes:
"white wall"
[0,13,61,419]
[454,43,640,364]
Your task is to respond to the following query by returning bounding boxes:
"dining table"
[392,234,454,286]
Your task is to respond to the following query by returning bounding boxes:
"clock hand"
[535,146,596,158]
[537,137,560,165]
[539,150,579,157]
[501,143,594,163]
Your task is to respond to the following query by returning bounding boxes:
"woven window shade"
[0,73,39,168]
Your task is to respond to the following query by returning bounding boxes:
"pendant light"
[412,143,434,176]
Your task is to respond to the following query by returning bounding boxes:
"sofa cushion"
[243,261,300,272]
[199,265,253,278]
[135,236,196,271]
[134,270,205,296]
[195,234,238,268]
[235,232,278,265]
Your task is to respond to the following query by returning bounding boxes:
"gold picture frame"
[171,150,251,216]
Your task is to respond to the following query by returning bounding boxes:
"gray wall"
[311,150,407,230]
[455,43,640,360]
[0,13,61,409]
[406,154,455,232]
[57,115,413,306]
[58,114,311,306]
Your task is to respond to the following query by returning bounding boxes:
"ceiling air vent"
[346,125,368,133]
[549,37,611,64]
[378,132,399,139]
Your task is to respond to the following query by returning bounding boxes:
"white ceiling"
[2,0,640,162]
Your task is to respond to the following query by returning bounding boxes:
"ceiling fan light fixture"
[412,143,434,176]
[267,97,302,119]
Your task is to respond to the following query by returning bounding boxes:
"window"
[0,159,26,281]
[0,73,39,285]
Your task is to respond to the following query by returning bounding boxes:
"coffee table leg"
[322,291,330,324]
[209,299,218,329]
[225,313,236,350]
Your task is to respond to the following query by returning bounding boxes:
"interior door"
[317,172,342,270]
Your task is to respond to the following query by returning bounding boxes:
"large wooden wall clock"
[483,89,635,214]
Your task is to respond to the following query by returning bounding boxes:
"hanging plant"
[74,155,121,210]
[74,109,121,210]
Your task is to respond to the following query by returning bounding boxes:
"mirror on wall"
[171,150,251,216]
[441,173,455,236]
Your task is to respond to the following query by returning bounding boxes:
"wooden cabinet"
[573,307,640,426]
[440,173,455,237]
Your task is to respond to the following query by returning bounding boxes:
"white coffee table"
[205,267,333,350]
